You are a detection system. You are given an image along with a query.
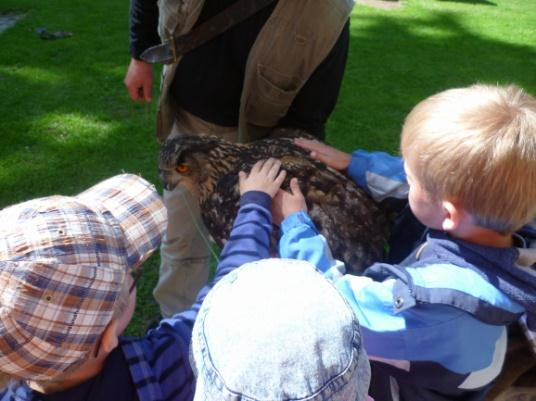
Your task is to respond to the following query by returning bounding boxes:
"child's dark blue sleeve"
[190,190,273,310]
[151,190,274,349]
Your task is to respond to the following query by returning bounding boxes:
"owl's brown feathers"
[159,131,390,274]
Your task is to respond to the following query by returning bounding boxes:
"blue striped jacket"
[279,150,535,401]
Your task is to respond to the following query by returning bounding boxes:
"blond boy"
[276,84,536,401]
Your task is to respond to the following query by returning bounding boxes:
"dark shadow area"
[2,4,535,199]
[328,9,535,152]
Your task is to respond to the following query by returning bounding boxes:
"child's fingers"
[257,158,280,178]
[258,158,272,173]
[289,177,302,196]
[273,169,287,188]
[294,138,327,161]
[267,158,282,178]
[250,159,264,174]
[238,171,247,186]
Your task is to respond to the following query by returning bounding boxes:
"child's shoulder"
[397,233,526,320]
[122,317,192,356]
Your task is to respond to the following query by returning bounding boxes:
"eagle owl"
[159,130,390,275]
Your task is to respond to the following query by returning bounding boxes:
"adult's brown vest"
[156,0,354,143]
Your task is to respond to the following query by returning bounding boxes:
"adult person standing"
[124,0,354,317]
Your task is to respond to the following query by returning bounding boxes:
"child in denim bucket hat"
[190,258,371,401]
[189,158,371,401]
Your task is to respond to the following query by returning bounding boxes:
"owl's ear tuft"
[159,135,214,167]
[162,135,220,159]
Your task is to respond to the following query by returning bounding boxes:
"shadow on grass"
[0,59,160,202]
[0,0,161,200]
[328,9,535,152]
[2,7,534,195]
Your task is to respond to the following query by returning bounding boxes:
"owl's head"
[159,134,240,198]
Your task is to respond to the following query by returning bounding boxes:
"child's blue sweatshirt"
[279,150,536,401]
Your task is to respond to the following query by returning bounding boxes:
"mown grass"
[0,0,535,334]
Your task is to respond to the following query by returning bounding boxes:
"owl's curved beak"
[159,169,177,191]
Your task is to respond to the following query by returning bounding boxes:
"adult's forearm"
[129,0,160,59]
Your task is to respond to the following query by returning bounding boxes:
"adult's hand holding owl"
[294,138,351,171]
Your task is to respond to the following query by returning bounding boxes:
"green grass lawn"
[0,0,535,334]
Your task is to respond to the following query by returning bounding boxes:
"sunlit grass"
[327,0,536,155]
[30,113,119,141]
[0,65,62,84]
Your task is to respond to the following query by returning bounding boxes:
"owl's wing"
[201,172,241,248]
[281,155,389,275]
[307,181,388,275]
[197,134,390,275]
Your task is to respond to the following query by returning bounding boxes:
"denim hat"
[0,174,166,380]
[191,258,370,401]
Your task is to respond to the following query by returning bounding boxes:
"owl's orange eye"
[176,164,190,174]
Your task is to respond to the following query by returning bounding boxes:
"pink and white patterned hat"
[0,174,166,380]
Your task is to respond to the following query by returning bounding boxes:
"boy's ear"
[441,200,461,231]
[99,320,119,356]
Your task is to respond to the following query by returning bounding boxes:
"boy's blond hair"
[401,84,536,234]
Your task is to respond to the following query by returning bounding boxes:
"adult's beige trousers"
[153,109,237,317]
